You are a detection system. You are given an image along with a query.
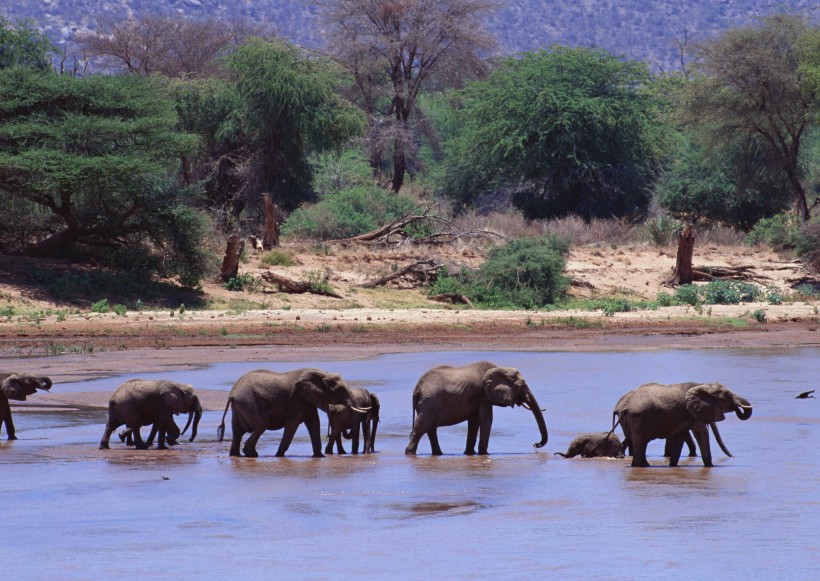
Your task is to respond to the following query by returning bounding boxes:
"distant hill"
[4,0,819,70]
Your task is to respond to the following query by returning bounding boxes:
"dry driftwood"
[219,234,244,282]
[429,293,474,308]
[335,207,505,247]
[259,271,343,299]
[691,265,769,282]
[359,258,443,289]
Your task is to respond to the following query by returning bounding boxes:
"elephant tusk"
[351,406,371,413]
[521,401,532,410]
[739,404,754,409]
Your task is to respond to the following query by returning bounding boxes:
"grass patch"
[261,249,298,267]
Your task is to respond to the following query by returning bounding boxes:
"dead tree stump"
[262,193,279,249]
[220,234,244,282]
[666,223,695,286]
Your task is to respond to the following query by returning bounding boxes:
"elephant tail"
[217,397,232,442]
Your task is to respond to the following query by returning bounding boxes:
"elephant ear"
[159,382,187,413]
[2,375,27,401]
[482,367,516,407]
[295,370,331,408]
[685,383,727,422]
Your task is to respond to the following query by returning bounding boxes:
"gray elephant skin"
[217,368,369,458]
[555,432,623,458]
[326,388,380,454]
[1,372,52,440]
[405,361,549,455]
[99,379,202,450]
[117,382,202,447]
[613,381,753,467]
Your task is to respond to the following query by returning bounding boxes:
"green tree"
[684,14,820,221]
[442,47,669,220]
[0,69,211,285]
[657,132,793,230]
[0,16,56,70]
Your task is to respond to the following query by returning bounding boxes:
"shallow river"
[3,348,819,579]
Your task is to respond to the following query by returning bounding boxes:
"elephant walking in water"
[325,388,380,455]
[0,372,52,440]
[99,380,202,450]
[405,361,549,455]
[116,383,202,447]
[555,432,623,459]
[612,381,753,467]
[218,368,370,458]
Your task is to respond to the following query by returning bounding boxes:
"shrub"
[674,285,701,306]
[641,213,681,246]
[282,186,420,240]
[796,219,820,273]
[261,249,298,267]
[91,299,110,313]
[745,214,800,249]
[113,304,127,316]
[224,274,260,292]
[430,235,570,309]
[700,280,761,305]
[655,292,676,307]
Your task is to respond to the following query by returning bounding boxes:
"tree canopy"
[441,47,670,220]
[0,69,211,285]
[0,16,56,70]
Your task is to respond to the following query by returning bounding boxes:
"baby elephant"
[554,432,624,459]
[325,388,380,455]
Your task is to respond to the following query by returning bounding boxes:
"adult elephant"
[612,381,753,467]
[217,368,369,458]
[0,372,52,440]
[99,380,201,450]
[325,388,380,455]
[117,383,202,446]
[404,361,549,455]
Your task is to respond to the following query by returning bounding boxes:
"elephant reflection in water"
[613,381,753,467]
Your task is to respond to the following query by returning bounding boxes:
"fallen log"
[429,293,474,308]
[259,271,343,299]
[691,265,768,282]
[359,259,443,289]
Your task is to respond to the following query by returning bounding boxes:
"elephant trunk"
[524,389,548,448]
[38,377,52,391]
[734,396,753,421]
[708,422,733,457]
[189,399,202,442]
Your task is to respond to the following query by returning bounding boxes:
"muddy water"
[3,349,819,579]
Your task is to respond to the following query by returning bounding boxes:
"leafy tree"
[321,0,496,192]
[0,69,212,285]
[442,47,669,220]
[684,14,820,220]
[0,16,56,70]
[657,132,793,230]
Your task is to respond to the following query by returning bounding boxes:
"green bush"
[430,235,570,309]
[701,280,761,304]
[91,299,110,313]
[113,304,127,316]
[745,214,800,249]
[282,186,420,240]
[261,249,298,267]
[224,274,260,292]
[674,285,701,306]
[655,292,676,307]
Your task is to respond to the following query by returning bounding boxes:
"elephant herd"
[1,362,755,467]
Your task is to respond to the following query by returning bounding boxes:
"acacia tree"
[685,14,819,221]
[322,0,496,192]
[0,16,56,70]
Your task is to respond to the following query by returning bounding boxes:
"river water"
[2,348,819,579]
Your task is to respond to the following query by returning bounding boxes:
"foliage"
[0,16,56,70]
[657,133,793,231]
[745,214,800,249]
[224,274,260,292]
[700,280,761,305]
[113,304,128,316]
[430,235,570,308]
[0,69,214,285]
[91,299,110,313]
[261,249,298,267]
[309,149,373,197]
[442,47,670,221]
[640,213,682,246]
[796,218,820,273]
[282,186,420,240]
[684,14,819,221]
[673,285,702,306]
[752,309,767,323]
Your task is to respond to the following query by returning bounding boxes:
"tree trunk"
[391,138,405,193]
[219,234,244,282]
[262,193,279,249]
[667,223,695,286]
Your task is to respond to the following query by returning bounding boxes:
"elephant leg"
[667,434,686,467]
[405,416,425,455]
[157,428,168,450]
[131,426,149,450]
[477,403,494,455]
[692,427,713,467]
[146,424,159,447]
[4,403,17,440]
[229,416,245,457]
[684,432,697,457]
[99,420,120,450]
[630,435,650,467]
[300,407,324,458]
[242,426,266,458]
[428,428,443,456]
[351,422,361,455]
[361,418,371,455]
[464,415,479,455]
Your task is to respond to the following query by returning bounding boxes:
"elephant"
[404,361,549,456]
[0,372,53,440]
[554,432,624,458]
[116,383,202,447]
[325,388,380,455]
[612,381,753,467]
[217,368,370,458]
[99,380,202,450]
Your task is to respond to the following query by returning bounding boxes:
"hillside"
[4,0,819,70]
